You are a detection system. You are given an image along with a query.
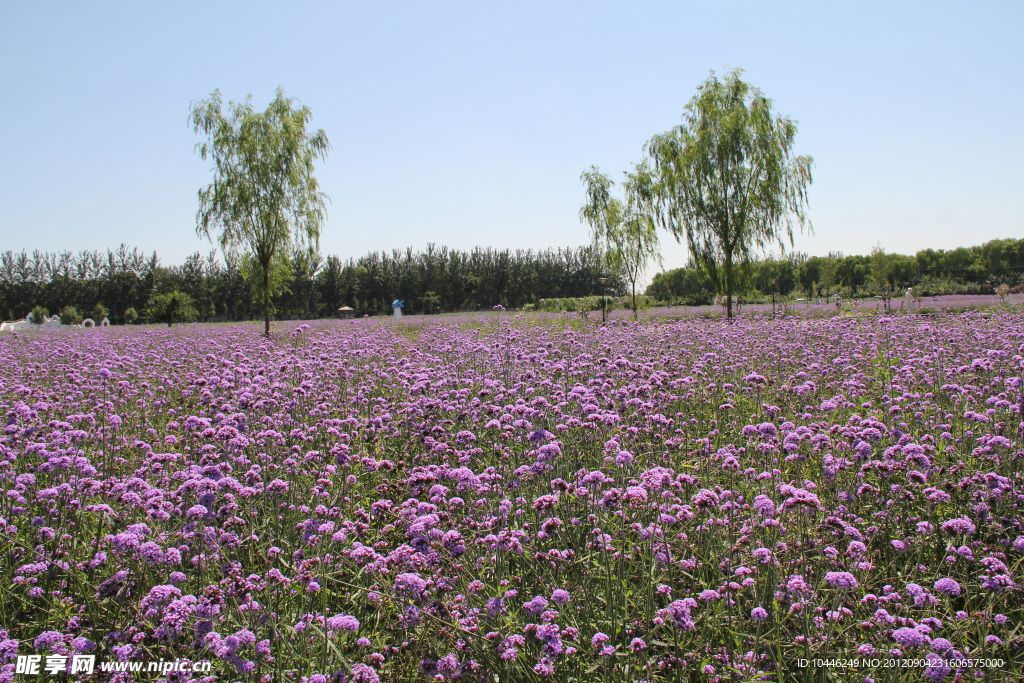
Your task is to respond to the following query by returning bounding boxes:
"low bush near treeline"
[0,312,1021,682]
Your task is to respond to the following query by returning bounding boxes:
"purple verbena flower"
[824,572,858,590]
[522,595,549,614]
[940,517,976,536]
[892,627,926,648]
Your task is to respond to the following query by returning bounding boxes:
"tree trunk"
[725,252,734,320]
[263,265,271,337]
[631,280,638,319]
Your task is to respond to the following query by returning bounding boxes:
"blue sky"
[1,1,1021,283]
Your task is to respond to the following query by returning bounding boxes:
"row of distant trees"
[4,237,1021,325]
[646,237,1024,304]
[0,244,622,324]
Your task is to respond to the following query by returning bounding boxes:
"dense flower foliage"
[0,310,1022,682]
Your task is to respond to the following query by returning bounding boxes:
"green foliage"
[123,307,138,324]
[0,246,158,325]
[575,297,596,318]
[578,166,618,268]
[418,290,441,314]
[915,274,965,297]
[533,295,623,314]
[316,254,347,313]
[2,236,1022,323]
[29,305,49,324]
[340,245,619,315]
[90,302,109,322]
[58,305,82,325]
[869,244,894,301]
[191,87,330,335]
[148,291,198,327]
[240,251,294,320]
[646,266,715,304]
[643,68,813,318]
[816,253,840,300]
[278,247,322,317]
[579,166,662,317]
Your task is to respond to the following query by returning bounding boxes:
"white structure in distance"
[0,312,110,332]
[903,287,921,312]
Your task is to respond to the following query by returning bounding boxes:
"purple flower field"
[1,311,1022,682]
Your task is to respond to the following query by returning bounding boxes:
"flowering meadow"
[0,311,1022,682]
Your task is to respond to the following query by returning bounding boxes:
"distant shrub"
[124,307,139,324]
[59,306,82,325]
[90,303,109,322]
[29,305,49,324]
[914,275,968,297]
[537,296,619,314]
[148,291,198,326]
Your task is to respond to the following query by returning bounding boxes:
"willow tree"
[190,87,330,335]
[817,251,841,302]
[869,244,894,307]
[644,68,813,318]
[579,165,618,276]
[579,165,660,317]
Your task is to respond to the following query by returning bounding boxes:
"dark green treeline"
[4,238,1022,323]
[0,244,621,323]
[647,237,1024,304]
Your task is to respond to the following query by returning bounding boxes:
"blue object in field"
[392,300,404,308]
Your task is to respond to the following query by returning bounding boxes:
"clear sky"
[1,1,1021,284]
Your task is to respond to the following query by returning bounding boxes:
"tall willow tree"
[579,166,618,278]
[190,88,330,335]
[579,165,660,317]
[619,162,662,316]
[644,68,813,318]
